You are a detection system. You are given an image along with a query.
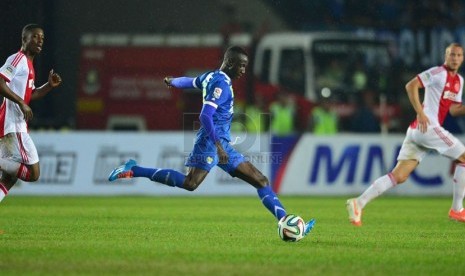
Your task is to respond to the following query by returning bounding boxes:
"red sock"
[0,183,7,195]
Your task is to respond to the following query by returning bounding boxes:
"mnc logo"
[309,144,443,186]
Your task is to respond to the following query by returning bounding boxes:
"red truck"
[77,32,399,132]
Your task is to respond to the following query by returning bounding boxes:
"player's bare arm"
[405,76,429,133]
[164,76,196,89]
[449,103,465,117]
[0,78,33,121]
[31,69,62,100]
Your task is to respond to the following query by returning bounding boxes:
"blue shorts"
[185,137,245,174]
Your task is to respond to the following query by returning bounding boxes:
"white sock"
[0,158,20,176]
[0,183,8,203]
[357,174,396,209]
[452,164,465,211]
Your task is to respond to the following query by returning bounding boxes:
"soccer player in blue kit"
[108,46,315,237]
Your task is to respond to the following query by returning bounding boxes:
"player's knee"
[393,173,408,184]
[28,172,40,182]
[457,154,465,164]
[25,164,40,182]
[256,175,269,188]
[182,179,200,191]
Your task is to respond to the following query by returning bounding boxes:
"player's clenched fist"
[164,76,173,88]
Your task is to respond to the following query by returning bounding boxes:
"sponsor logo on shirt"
[213,87,222,99]
[443,91,457,100]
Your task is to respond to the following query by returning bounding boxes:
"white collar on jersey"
[218,70,231,82]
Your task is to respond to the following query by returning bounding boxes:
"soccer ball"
[277,214,305,242]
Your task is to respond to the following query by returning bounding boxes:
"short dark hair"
[224,46,248,58]
[22,24,42,38]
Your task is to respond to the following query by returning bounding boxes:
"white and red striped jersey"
[0,51,35,136]
[412,65,464,128]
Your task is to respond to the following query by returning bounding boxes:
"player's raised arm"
[31,69,62,100]
[164,76,197,89]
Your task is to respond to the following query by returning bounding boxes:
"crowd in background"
[279,0,465,30]
[6,0,465,134]
[223,0,465,135]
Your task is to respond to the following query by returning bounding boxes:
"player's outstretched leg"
[108,159,186,188]
[346,174,397,226]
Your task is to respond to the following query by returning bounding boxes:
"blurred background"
[1,0,465,134]
[3,0,465,195]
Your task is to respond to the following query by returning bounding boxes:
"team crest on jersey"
[424,72,432,81]
[213,87,222,99]
[206,156,213,164]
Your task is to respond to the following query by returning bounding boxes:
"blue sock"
[132,166,185,188]
[257,186,286,220]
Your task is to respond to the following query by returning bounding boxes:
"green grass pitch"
[1,196,465,275]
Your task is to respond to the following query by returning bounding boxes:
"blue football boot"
[108,159,137,181]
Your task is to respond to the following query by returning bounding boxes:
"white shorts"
[0,132,39,165]
[398,126,465,162]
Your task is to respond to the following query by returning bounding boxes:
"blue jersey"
[194,70,234,142]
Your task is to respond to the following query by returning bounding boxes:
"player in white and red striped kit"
[347,43,465,225]
[0,24,62,203]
